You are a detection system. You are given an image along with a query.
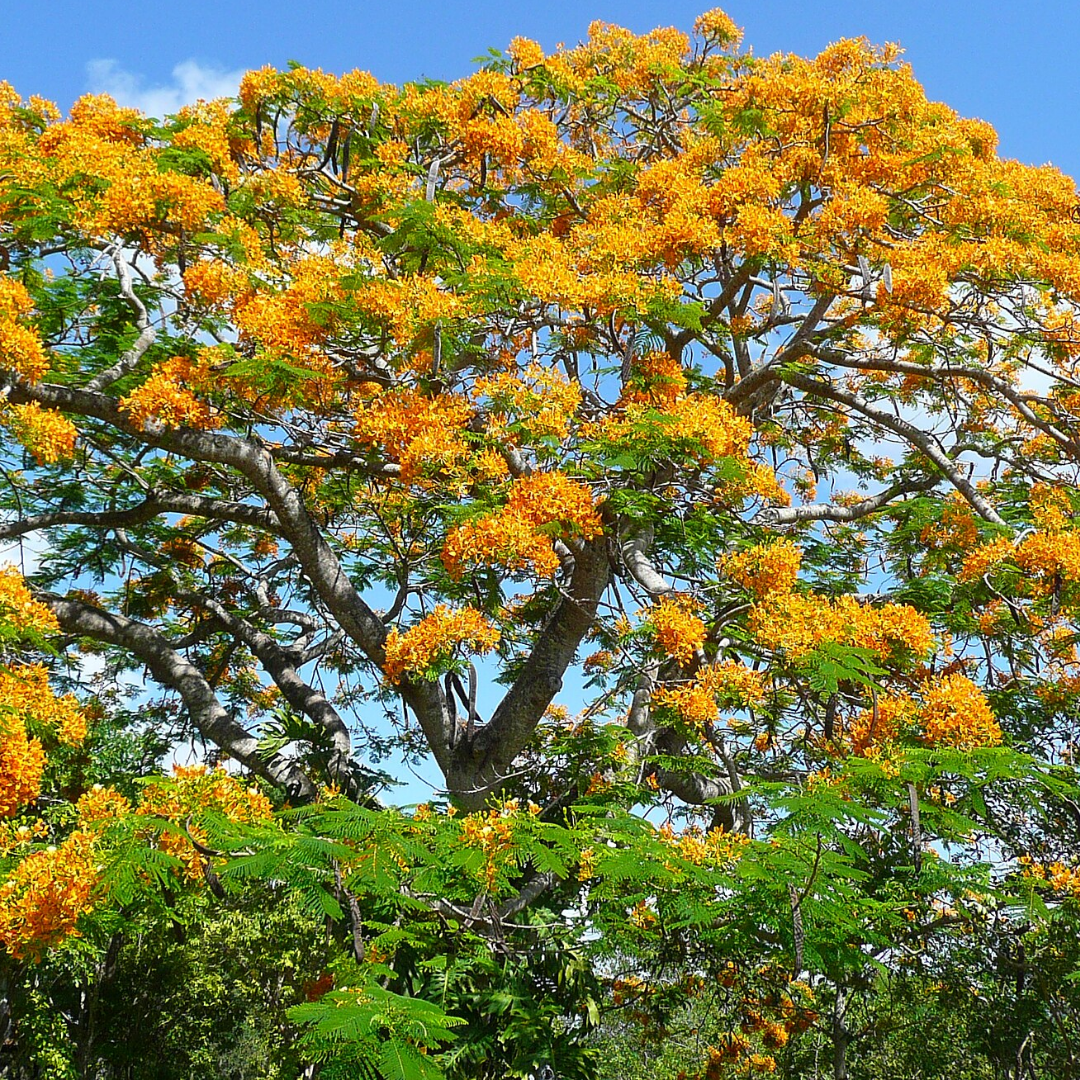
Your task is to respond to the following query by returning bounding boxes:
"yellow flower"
[920,673,1002,749]
[749,592,933,664]
[3,402,77,463]
[0,278,48,382]
[693,8,743,47]
[120,356,218,430]
[442,471,602,579]
[0,566,59,636]
[0,829,98,959]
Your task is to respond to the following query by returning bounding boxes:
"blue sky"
[3,1,1080,181]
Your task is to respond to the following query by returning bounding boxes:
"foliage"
[3,8,1080,1078]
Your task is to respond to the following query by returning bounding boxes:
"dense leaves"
[3,8,1080,1078]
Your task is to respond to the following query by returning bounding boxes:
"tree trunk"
[832,987,850,1080]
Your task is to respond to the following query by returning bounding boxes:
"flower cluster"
[135,765,273,881]
[120,356,218,430]
[618,350,687,407]
[589,394,753,469]
[442,470,603,579]
[474,362,582,441]
[1021,855,1080,899]
[3,402,77,463]
[920,673,1002,749]
[0,566,59,637]
[959,521,1080,603]
[959,536,1015,582]
[0,767,275,959]
[0,665,86,745]
[0,277,48,382]
[383,605,500,684]
[919,494,979,552]
[652,661,768,730]
[645,595,706,665]
[659,824,749,867]
[0,829,97,959]
[1,90,226,253]
[749,591,934,665]
[353,388,472,486]
[0,717,44,820]
[693,7,744,46]
[460,799,522,891]
[721,540,803,599]
[1015,531,1080,592]
[0,666,86,819]
[850,673,1001,752]
[1032,483,1074,532]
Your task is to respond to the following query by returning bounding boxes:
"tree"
[4,9,1080,1078]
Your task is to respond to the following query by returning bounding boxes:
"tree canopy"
[3,10,1080,1078]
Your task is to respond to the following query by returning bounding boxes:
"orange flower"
[749,592,933,664]
[959,536,1014,582]
[442,471,602,579]
[0,664,86,745]
[693,8,744,47]
[353,388,472,485]
[653,661,767,730]
[920,673,1002,749]
[0,829,98,958]
[136,765,273,881]
[474,362,582,440]
[0,566,59,636]
[3,402,77,463]
[721,540,802,599]
[0,718,45,819]
[383,605,500,684]
[0,278,48,382]
[646,595,706,665]
[850,673,1001,752]
[120,357,218,430]
[460,799,522,890]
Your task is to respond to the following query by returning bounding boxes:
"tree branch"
[752,478,940,527]
[85,249,157,393]
[780,370,1009,527]
[453,537,609,806]
[8,378,456,767]
[0,491,282,541]
[42,594,316,799]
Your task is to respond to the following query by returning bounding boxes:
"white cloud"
[85,58,245,117]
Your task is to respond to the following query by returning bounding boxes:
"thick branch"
[85,249,157,393]
[620,524,673,597]
[0,492,282,541]
[43,594,315,799]
[172,588,362,796]
[451,537,610,806]
[8,379,456,766]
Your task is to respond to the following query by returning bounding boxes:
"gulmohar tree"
[3,9,1080,1078]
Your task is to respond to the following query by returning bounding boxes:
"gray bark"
[43,595,316,799]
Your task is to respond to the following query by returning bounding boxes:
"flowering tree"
[4,10,1080,1077]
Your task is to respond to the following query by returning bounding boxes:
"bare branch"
[752,478,940,527]
[85,249,157,392]
[781,369,1010,527]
